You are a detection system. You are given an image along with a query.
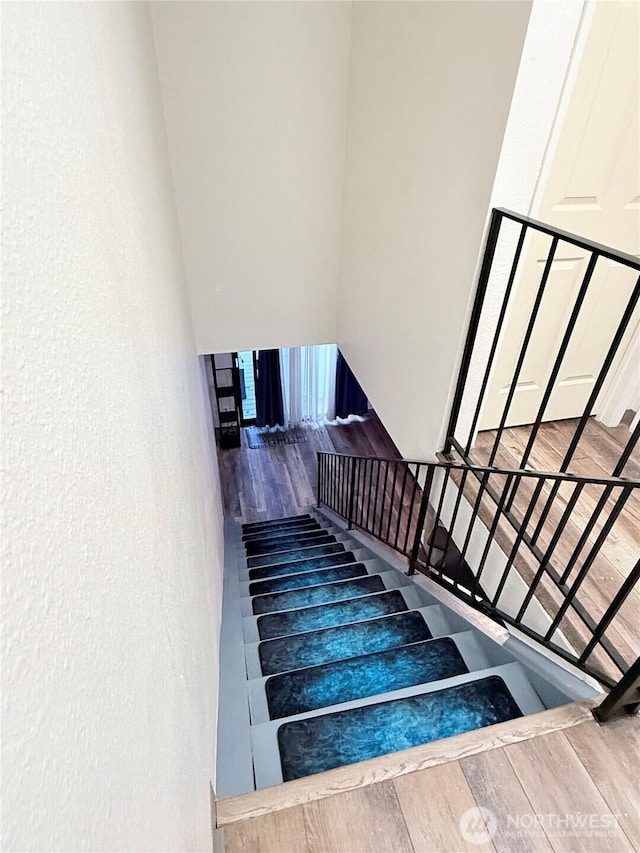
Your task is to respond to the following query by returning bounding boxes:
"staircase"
[217,510,590,795]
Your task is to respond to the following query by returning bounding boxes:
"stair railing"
[444,207,640,517]
[316,451,640,716]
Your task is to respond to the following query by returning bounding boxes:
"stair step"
[277,675,524,781]
[247,542,347,570]
[250,662,546,787]
[248,563,369,598]
[242,520,321,543]
[255,589,411,640]
[264,636,470,720]
[247,629,494,721]
[247,584,440,643]
[217,516,588,798]
[248,551,357,582]
[244,531,335,557]
[258,609,433,676]
[250,574,387,616]
[242,514,310,533]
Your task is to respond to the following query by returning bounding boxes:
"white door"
[479,1,640,430]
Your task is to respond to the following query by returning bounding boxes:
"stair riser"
[246,552,358,582]
[250,662,546,789]
[242,522,322,543]
[244,532,335,557]
[246,537,354,570]
[242,514,311,534]
[248,563,370,598]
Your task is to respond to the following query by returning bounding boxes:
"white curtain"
[280,344,337,425]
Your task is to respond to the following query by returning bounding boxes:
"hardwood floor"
[217,714,640,852]
[217,413,402,525]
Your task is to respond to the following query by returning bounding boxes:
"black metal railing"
[317,451,640,703]
[445,208,640,507]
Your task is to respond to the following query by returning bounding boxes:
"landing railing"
[316,451,640,716]
[445,207,640,502]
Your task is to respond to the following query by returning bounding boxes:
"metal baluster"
[444,209,504,454]
[491,478,547,608]
[531,277,640,544]
[385,461,399,545]
[593,657,640,722]
[439,468,471,573]
[394,463,410,549]
[505,252,600,512]
[402,465,421,555]
[425,469,450,570]
[579,560,640,664]
[408,466,435,575]
[489,236,559,467]
[543,486,633,643]
[371,460,383,538]
[365,458,375,534]
[464,222,527,457]
[347,457,357,529]
[474,473,515,588]
[515,480,586,622]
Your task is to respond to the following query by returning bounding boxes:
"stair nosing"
[245,563,371,599]
[242,514,311,532]
[247,571,398,614]
[244,553,361,583]
[246,540,353,569]
[244,533,337,557]
[243,527,331,547]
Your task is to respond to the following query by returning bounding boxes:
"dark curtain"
[255,349,285,427]
[335,351,368,419]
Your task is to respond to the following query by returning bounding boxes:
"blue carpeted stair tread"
[256,589,410,640]
[266,636,469,719]
[243,521,321,543]
[258,610,432,675]
[245,531,335,557]
[277,676,523,781]
[252,575,385,615]
[247,542,346,570]
[249,563,368,597]
[249,551,357,582]
[242,514,311,533]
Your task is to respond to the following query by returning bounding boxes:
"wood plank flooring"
[218,714,640,852]
[217,413,402,525]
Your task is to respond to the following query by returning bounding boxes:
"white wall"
[455,0,588,445]
[337,1,532,460]
[1,4,224,851]
[151,1,352,355]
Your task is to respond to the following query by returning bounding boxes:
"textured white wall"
[1,4,224,851]
[151,1,352,355]
[337,1,532,460]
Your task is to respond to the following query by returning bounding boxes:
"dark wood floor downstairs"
[218,413,401,524]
